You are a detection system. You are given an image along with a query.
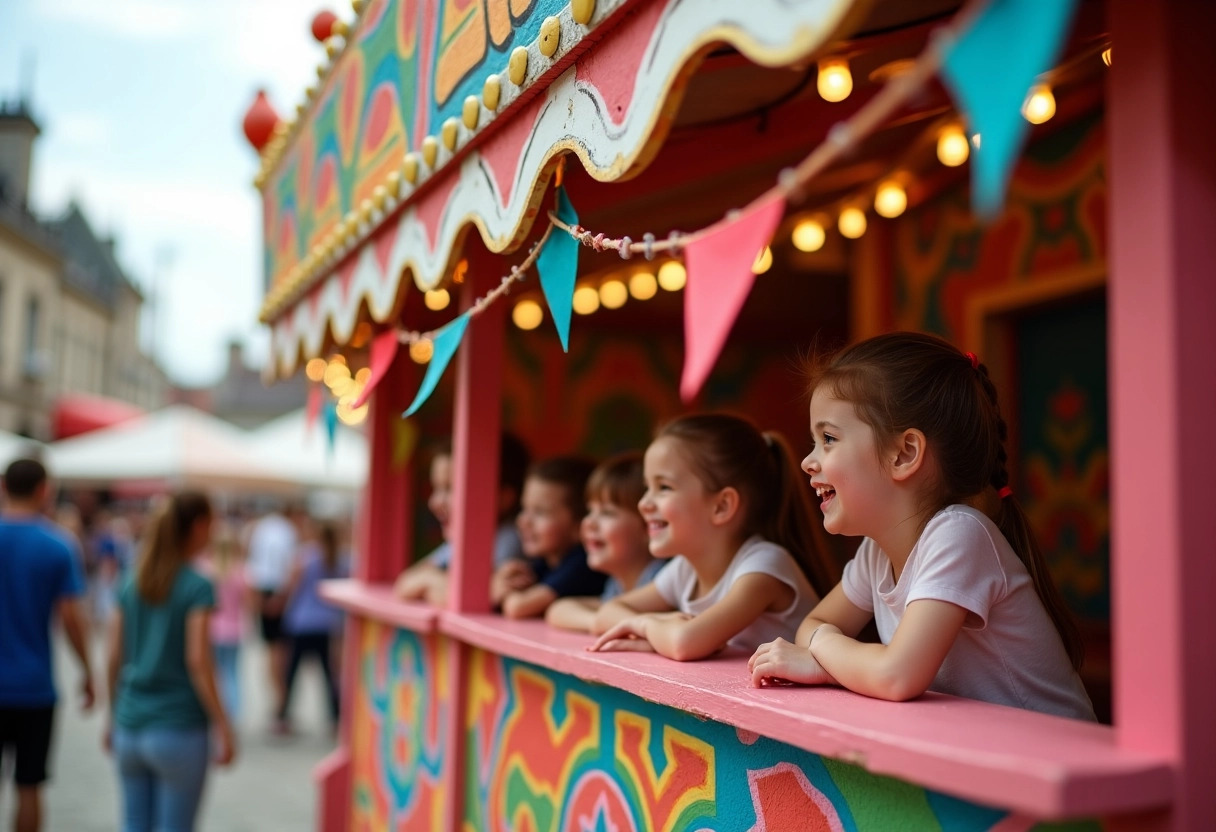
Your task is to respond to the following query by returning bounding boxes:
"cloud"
[36,0,200,39]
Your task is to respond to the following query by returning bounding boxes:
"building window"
[23,295,45,380]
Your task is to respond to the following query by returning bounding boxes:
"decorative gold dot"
[462,96,480,130]
[483,75,501,110]
[441,117,459,151]
[358,198,373,222]
[324,38,340,58]
[316,63,327,79]
[385,169,402,196]
[351,0,364,13]
[332,20,349,37]
[421,136,439,168]
[402,153,419,183]
[372,185,387,209]
[508,47,529,85]
[571,0,595,25]
[538,17,560,57]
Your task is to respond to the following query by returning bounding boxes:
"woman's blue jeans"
[112,726,210,832]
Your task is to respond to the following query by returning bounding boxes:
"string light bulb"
[874,179,908,219]
[838,207,867,239]
[572,285,600,315]
[1021,83,1056,125]
[657,261,686,291]
[409,339,433,363]
[936,124,970,167]
[512,299,544,330]
[599,279,628,309]
[751,246,773,274]
[792,217,826,253]
[817,58,853,103]
[323,358,351,388]
[424,288,450,310]
[1101,46,1112,67]
[305,357,327,382]
[629,271,658,300]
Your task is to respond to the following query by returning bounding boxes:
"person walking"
[105,491,236,832]
[243,506,298,727]
[0,458,95,832]
[277,523,348,735]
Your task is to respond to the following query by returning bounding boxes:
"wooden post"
[442,247,507,832]
[1108,2,1216,829]
[357,347,417,584]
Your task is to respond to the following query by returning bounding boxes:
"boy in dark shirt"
[492,457,605,618]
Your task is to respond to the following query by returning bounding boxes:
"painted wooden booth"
[250,0,1214,829]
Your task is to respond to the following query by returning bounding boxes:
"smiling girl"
[589,414,836,661]
[748,332,1094,720]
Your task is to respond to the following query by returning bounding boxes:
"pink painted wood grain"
[1108,2,1216,830]
[313,747,351,832]
[320,579,439,633]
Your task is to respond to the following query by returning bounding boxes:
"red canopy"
[53,394,145,440]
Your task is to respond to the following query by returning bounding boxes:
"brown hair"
[528,456,596,520]
[656,413,837,597]
[136,491,211,604]
[586,452,645,512]
[809,331,1083,668]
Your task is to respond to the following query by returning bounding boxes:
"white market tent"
[44,405,291,493]
[242,408,367,493]
[0,430,44,470]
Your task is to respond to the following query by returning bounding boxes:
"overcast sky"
[0,0,327,387]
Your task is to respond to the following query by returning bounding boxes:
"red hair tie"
[998,486,1013,499]
[965,351,979,369]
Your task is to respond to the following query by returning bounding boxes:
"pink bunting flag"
[352,329,399,409]
[680,194,786,402]
[304,383,322,436]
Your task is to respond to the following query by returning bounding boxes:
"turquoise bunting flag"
[941,0,1080,218]
[403,311,471,417]
[536,186,580,351]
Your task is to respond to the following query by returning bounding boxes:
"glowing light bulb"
[936,124,970,167]
[355,367,371,383]
[512,299,543,330]
[751,246,773,275]
[629,271,657,300]
[599,279,628,310]
[424,288,450,310]
[874,180,907,219]
[305,357,327,382]
[323,359,351,388]
[657,261,686,291]
[838,207,867,239]
[791,218,826,253]
[817,58,852,103]
[1101,46,1112,67]
[1021,84,1056,125]
[572,285,600,315]
[409,339,433,364]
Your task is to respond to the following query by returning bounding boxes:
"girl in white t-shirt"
[748,332,1095,720]
[589,413,836,661]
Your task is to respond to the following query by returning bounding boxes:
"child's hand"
[587,615,657,652]
[748,637,835,688]
[491,560,536,604]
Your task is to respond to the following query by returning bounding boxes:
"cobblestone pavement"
[1,635,336,832]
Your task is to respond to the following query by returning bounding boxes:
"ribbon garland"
[344,0,1082,413]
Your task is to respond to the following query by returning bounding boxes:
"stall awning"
[254,0,863,379]
[53,394,145,440]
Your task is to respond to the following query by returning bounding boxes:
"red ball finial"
[242,89,281,152]
[311,11,339,42]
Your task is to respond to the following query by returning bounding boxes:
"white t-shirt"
[245,513,298,591]
[842,505,1095,721]
[652,536,820,652]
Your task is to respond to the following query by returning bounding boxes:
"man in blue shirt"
[0,458,94,832]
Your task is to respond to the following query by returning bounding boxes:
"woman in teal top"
[104,491,236,832]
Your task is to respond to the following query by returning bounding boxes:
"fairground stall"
[246,0,1213,829]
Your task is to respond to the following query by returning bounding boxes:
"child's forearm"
[811,630,922,702]
[591,599,638,634]
[642,615,717,662]
[545,597,599,632]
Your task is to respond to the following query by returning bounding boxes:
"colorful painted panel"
[463,648,1099,831]
[348,621,450,831]
[889,111,1106,340]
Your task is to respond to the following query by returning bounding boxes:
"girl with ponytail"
[106,491,236,831]
[590,413,837,661]
[748,332,1095,720]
